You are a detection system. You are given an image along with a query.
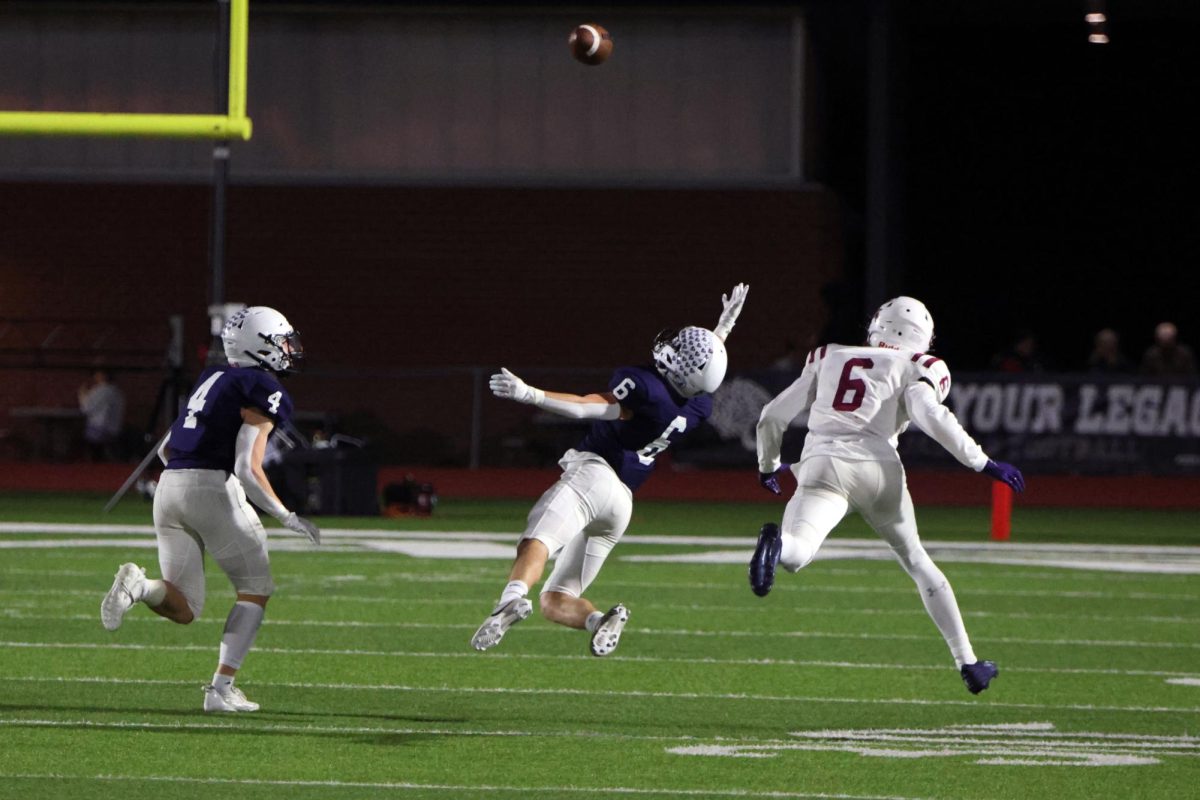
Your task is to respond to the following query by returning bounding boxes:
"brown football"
[568,23,613,66]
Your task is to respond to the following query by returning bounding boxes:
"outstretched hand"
[489,367,538,404]
[715,283,749,340]
[759,463,792,496]
[982,460,1025,493]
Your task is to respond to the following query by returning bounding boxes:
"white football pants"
[152,469,276,618]
[522,449,633,599]
[779,455,976,666]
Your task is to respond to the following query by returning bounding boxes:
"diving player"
[750,296,1025,694]
[473,284,749,657]
[100,306,320,712]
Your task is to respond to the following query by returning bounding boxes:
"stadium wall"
[0,181,841,463]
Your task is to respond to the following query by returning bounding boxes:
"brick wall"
[0,182,843,462]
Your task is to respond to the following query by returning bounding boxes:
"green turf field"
[1,493,1198,799]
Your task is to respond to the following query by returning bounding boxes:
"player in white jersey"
[750,296,1025,694]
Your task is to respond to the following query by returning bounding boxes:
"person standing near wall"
[78,368,125,461]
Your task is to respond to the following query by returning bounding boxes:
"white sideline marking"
[0,773,929,800]
[3,524,1197,555]
[667,722,1199,768]
[1167,678,1200,687]
[10,639,1200,682]
[6,671,1199,715]
[3,523,1200,574]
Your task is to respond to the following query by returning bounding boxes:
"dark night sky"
[809,0,1200,371]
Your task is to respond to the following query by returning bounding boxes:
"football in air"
[568,23,613,65]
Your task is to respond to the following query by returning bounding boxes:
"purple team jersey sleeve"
[238,369,294,425]
[609,367,653,415]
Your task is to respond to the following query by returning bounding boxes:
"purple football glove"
[982,459,1025,493]
[759,463,792,496]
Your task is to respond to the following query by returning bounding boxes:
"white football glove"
[282,511,320,545]
[489,368,544,405]
[714,283,749,341]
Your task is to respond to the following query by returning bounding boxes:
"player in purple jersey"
[472,284,748,656]
[100,306,320,713]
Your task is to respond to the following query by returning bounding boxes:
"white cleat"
[471,597,533,651]
[203,683,260,713]
[100,562,146,631]
[589,604,629,657]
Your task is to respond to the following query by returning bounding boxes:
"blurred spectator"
[1140,322,1197,376]
[1087,328,1133,374]
[990,329,1046,373]
[78,368,125,461]
[771,339,802,371]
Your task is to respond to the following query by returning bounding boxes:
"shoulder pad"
[805,344,833,366]
[909,353,952,402]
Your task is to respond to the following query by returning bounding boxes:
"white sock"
[142,579,167,607]
[497,580,529,610]
[217,600,265,672]
[212,672,234,690]
[584,611,604,633]
[907,561,976,668]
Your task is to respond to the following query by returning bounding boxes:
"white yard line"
[9,642,1199,681]
[4,672,1197,715]
[8,589,1199,624]
[0,773,930,800]
[5,613,1198,648]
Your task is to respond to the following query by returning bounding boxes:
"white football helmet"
[652,326,728,398]
[867,296,934,353]
[221,306,304,373]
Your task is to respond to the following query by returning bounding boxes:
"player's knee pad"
[182,591,204,621]
[892,541,931,576]
[229,574,275,599]
[780,525,820,572]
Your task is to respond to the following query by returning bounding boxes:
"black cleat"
[961,660,999,694]
[749,523,783,597]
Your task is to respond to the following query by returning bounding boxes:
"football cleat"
[100,562,147,631]
[589,604,629,657]
[471,597,533,651]
[749,523,783,597]
[203,683,260,713]
[961,660,999,694]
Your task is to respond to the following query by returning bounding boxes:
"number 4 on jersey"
[183,371,225,429]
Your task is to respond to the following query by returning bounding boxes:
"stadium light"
[1085,0,1109,44]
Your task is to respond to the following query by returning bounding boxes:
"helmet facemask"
[652,326,728,397]
[222,307,304,374]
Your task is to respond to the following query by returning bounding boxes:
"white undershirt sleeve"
[234,423,291,521]
[534,394,622,420]
[757,367,818,473]
[904,382,989,471]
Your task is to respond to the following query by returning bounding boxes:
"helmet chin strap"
[239,349,289,373]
